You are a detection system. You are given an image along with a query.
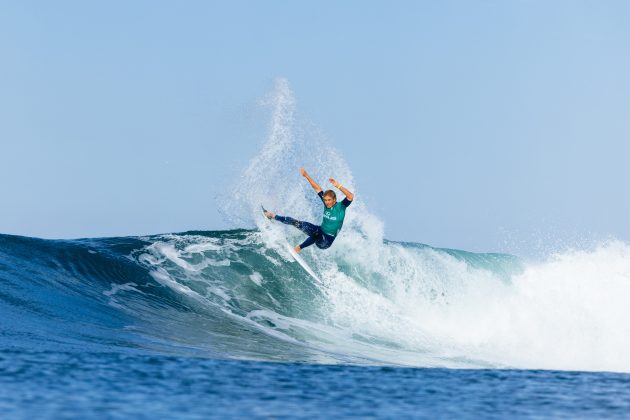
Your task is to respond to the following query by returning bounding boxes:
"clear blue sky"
[2,1,629,253]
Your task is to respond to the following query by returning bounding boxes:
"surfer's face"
[323,196,336,208]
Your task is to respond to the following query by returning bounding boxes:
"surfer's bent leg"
[315,233,335,250]
[274,215,320,237]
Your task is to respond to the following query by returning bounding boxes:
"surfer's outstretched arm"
[329,178,354,201]
[300,167,322,193]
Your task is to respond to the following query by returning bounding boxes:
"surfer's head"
[323,190,336,208]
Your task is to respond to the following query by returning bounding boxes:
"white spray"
[210,79,630,373]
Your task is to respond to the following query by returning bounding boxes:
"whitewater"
[2,79,630,379]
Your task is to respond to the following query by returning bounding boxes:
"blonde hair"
[323,190,336,200]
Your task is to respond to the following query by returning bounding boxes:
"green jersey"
[318,191,352,237]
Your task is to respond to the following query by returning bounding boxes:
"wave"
[2,230,630,373]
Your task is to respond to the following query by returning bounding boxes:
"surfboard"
[261,205,322,284]
[285,244,322,283]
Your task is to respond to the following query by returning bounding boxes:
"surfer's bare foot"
[294,245,301,253]
[264,210,275,220]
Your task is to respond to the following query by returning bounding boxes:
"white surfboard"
[285,244,322,284]
[262,204,322,284]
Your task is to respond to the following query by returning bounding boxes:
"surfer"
[263,167,354,253]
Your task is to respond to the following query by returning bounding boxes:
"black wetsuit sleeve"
[341,197,352,207]
[318,191,325,204]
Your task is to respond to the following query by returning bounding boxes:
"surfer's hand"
[329,178,340,188]
[294,245,302,253]
[300,167,307,177]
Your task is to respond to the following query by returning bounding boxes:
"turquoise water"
[2,230,630,417]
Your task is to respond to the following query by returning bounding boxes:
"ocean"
[2,230,630,418]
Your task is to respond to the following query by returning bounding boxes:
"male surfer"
[263,167,354,253]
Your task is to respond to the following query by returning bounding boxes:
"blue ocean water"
[2,231,630,418]
[3,351,630,418]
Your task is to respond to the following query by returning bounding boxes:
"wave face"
[2,230,630,373]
